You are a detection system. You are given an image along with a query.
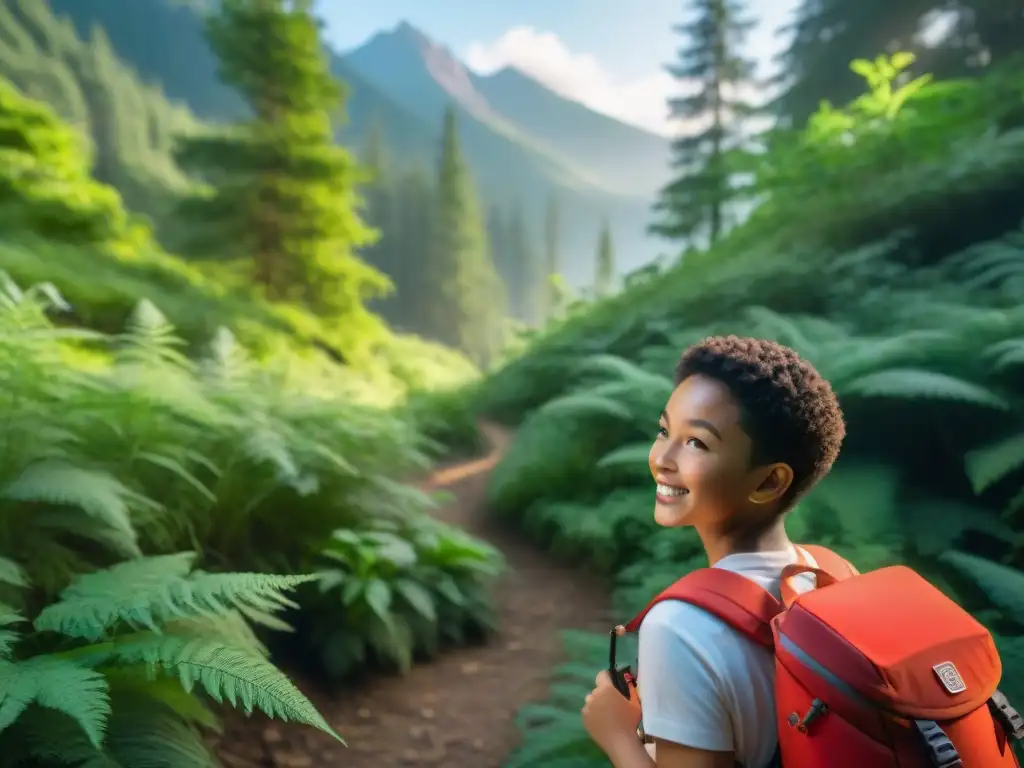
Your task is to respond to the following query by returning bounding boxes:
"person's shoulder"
[640,595,777,674]
[641,599,747,650]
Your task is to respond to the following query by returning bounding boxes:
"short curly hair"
[675,335,845,506]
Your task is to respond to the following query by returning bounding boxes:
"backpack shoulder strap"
[622,568,782,649]
[798,544,859,580]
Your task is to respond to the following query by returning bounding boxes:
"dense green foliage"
[774,0,1022,126]
[0,74,477,402]
[0,4,503,755]
[471,55,1024,766]
[0,273,502,762]
[0,0,197,228]
[0,77,139,249]
[0,553,336,766]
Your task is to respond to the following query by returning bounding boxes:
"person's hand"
[581,669,642,756]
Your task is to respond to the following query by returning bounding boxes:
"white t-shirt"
[638,546,818,768]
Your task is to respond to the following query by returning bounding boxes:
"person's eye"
[686,437,707,450]
[656,425,668,438]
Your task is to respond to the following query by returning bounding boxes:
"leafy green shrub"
[0,553,336,766]
[400,384,487,461]
[0,271,502,681]
[304,515,502,679]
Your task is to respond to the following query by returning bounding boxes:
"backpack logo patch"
[933,661,967,695]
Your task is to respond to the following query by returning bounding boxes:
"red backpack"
[611,545,1024,767]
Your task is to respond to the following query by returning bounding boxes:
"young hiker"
[582,335,846,768]
[581,335,1023,768]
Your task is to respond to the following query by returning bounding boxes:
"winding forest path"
[215,422,610,768]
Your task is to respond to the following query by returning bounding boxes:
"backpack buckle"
[990,690,1024,741]
[914,720,962,767]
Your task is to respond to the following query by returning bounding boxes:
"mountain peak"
[347,20,494,118]
[389,20,432,50]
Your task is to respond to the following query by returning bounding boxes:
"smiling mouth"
[655,483,688,502]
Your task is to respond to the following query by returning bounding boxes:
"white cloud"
[463,27,676,136]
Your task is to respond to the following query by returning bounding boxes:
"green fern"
[82,633,337,737]
[841,369,1009,408]
[1,462,142,555]
[537,393,634,422]
[115,299,192,371]
[596,443,652,478]
[939,551,1024,625]
[0,558,27,588]
[965,432,1024,495]
[35,553,313,642]
[0,554,342,765]
[0,656,111,748]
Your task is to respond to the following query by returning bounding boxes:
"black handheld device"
[608,626,634,699]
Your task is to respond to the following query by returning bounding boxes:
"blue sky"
[317,1,800,135]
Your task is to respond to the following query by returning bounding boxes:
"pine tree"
[506,203,541,325]
[391,162,434,332]
[487,203,512,311]
[542,193,561,322]
[359,123,401,318]
[173,0,388,321]
[649,0,760,248]
[594,218,615,298]
[423,106,504,364]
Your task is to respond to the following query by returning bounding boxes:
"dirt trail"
[215,422,610,768]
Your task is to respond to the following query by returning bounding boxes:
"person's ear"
[748,463,794,506]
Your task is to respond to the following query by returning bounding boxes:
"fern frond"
[35,554,314,642]
[0,704,120,767]
[984,338,1024,372]
[0,557,27,588]
[965,432,1024,494]
[597,443,652,477]
[823,330,952,385]
[537,394,633,422]
[88,633,341,741]
[841,369,1009,408]
[741,306,822,358]
[115,299,191,371]
[164,610,273,657]
[34,508,144,559]
[939,551,1024,624]
[0,656,110,747]
[575,355,670,388]
[103,669,221,732]
[1,462,141,554]
[101,696,220,768]
[200,327,253,386]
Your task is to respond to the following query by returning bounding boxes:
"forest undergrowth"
[464,54,1024,766]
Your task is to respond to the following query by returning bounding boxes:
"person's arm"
[630,604,738,767]
[605,736,735,768]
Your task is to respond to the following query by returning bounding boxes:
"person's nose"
[650,439,679,475]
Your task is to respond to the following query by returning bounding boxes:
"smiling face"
[648,373,793,531]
